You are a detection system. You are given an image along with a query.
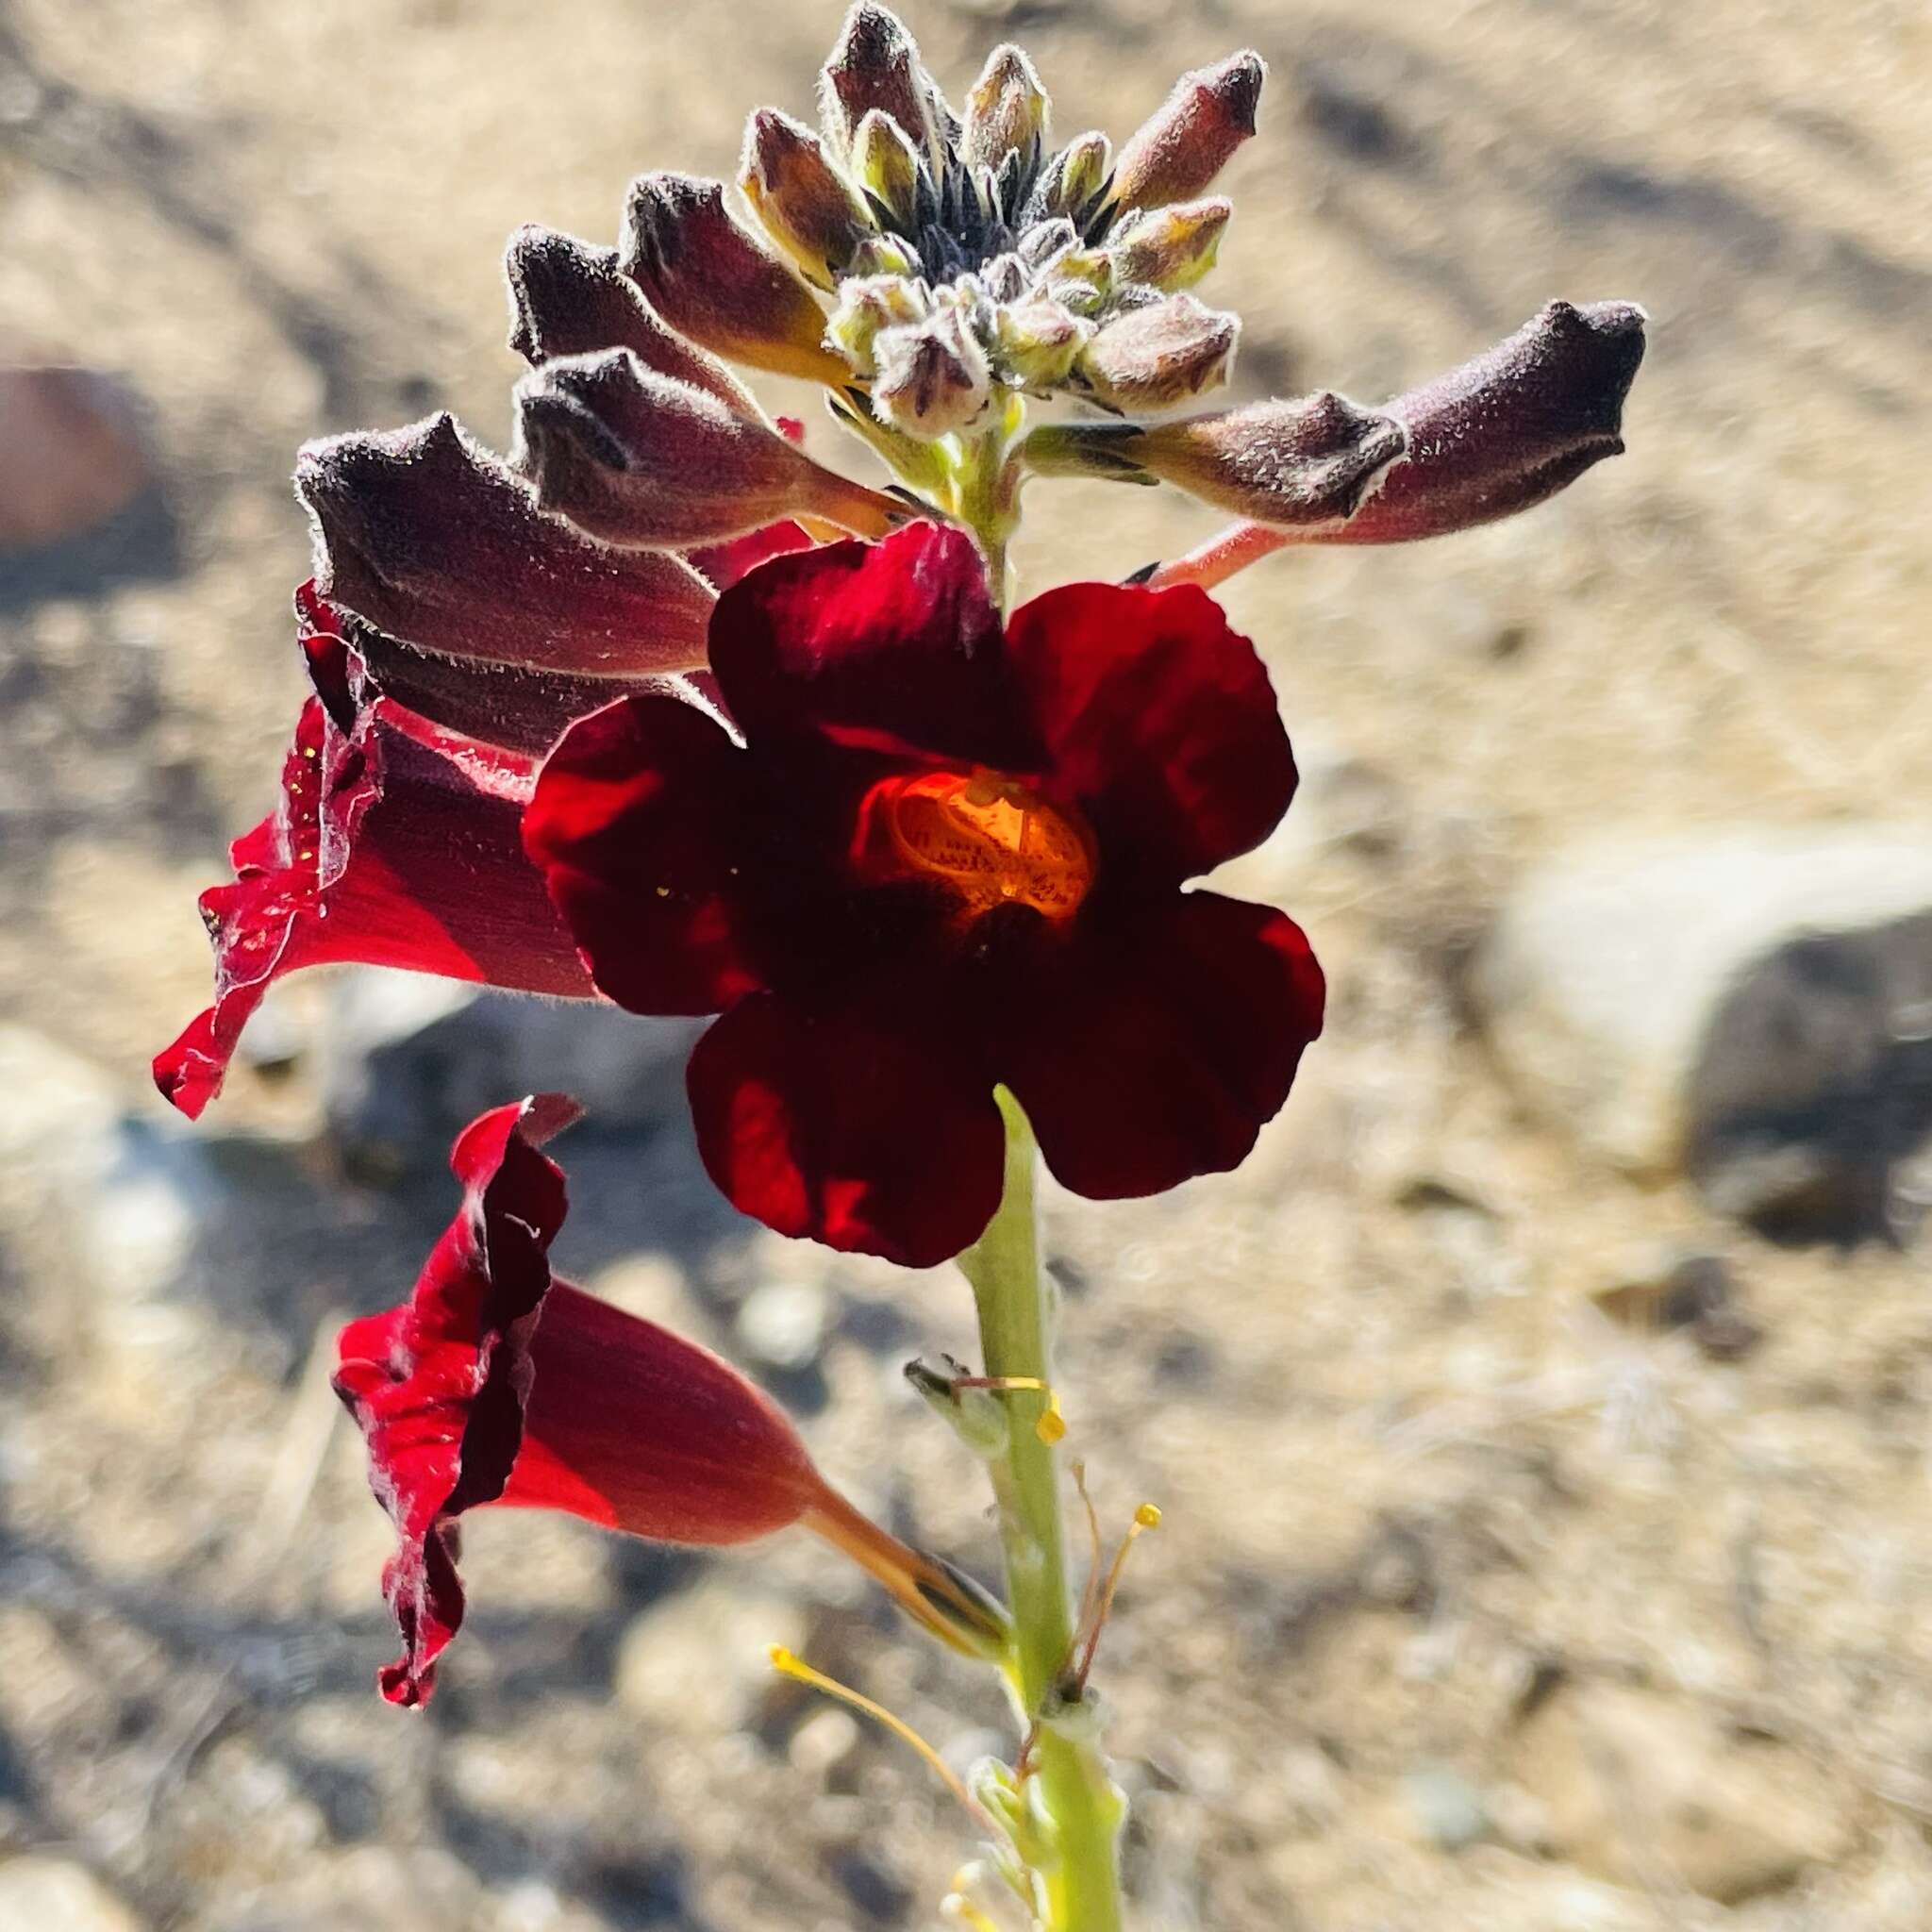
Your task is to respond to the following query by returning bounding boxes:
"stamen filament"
[769,1646,995,1832]
[1072,1501,1162,1696]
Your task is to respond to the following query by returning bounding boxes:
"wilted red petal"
[522,692,766,1016]
[1002,891,1324,1199]
[686,984,1006,1268]
[154,636,592,1120]
[296,412,715,675]
[332,1095,575,1707]
[1005,578,1295,887]
[1333,300,1648,543]
[708,521,1036,770]
[334,1097,820,1706]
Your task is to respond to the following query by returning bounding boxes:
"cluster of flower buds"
[727,14,1264,438]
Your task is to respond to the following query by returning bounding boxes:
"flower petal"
[333,1097,821,1706]
[1001,891,1324,1199]
[687,518,816,592]
[332,1095,576,1707]
[1005,579,1295,885]
[708,521,1036,769]
[686,984,1005,1267]
[296,412,715,675]
[155,637,592,1120]
[522,692,766,1016]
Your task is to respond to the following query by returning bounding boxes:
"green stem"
[960,1090,1124,1932]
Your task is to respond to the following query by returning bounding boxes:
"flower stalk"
[961,1089,1125,1932]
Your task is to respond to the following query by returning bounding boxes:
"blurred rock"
[0,1023,124,1173]
[1474,828,1932,1240]
[1511,1681,1851,1902]
[735,1278,832,1372]
[1402,1764,1491,1851]
[321,973,703,1178]
[1591,1251,1761,1360]
[0,1856,146,1932]
[614,1576,810,1737]
[0,365,154,552]
[198,1846,480,1932]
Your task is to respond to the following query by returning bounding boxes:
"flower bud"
[1111,51,1264,211]
[622,173,846,387]
[961,43,1049,172]
[820,2,941,159]
[739,108,875,291]
[994,293,1090,389]
[1017,216,1079,272]
[1074,294,1237,410]
[905,1355,1009,1458]
[872,307,991,439]
[1023,390,1406,527]
[503,225,758,415]
[513,349,902,545]
[1031,130,1111,230]
[852,106,923,225]
[825,272,929,375]
[1106,197,1231,292]
[847,231,922,278]
[1331,300,1648,542]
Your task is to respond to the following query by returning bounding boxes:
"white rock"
[0,1856,146,1932]
[1473,827,1932,1174]
[735,1279,832,1372]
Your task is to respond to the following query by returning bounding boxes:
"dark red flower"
[335,1096,1004,1706]
[153,601,596,1120]
[523,522,1324,1268]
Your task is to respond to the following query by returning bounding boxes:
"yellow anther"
[1035,1395,1067,1446]
[767,1646,992,1830]
[1134,1503,1163,1531]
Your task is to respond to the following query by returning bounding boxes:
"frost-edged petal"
[296,413,715,675]
[1002,891,1324,1200]
[1005,579,1294,886]
[686,985,1006,1268]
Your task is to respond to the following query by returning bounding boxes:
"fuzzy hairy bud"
[504,225,757,414]
[825,273,930,375]
[739,108,875,291]
[1024,390,1407,527]
[1074,294,1238,410]
[820,2,941,158]
[852,106,922,225]
[622,173,846,387]
[513,349,901,545]
[1106,197,1232,292]
[1334,300,1649,542]
[1111,52,1264,211]
[961,43,1049,172]
[872,306,992,439]
[995,293,1091,389]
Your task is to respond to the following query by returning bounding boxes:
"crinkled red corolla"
[333,1095,826,1707]
[523,521,1325,1269]
[152,593,600,1119]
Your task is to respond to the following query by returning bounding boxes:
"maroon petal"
[333,1098,822,1706]
[522,692,766,1016]
[155,641,592,1120]
[295,412,715,675]
[708,521,1036,769]
[1332,301,1648,543]
[333,1095,577,1707]
[1005,578,1295,887]
[1002,891,1324,1200]
[686,985,1006,1267]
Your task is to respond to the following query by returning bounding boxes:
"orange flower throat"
[858,769,1094,924]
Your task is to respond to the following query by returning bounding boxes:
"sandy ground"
[3,0,1931,1926]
